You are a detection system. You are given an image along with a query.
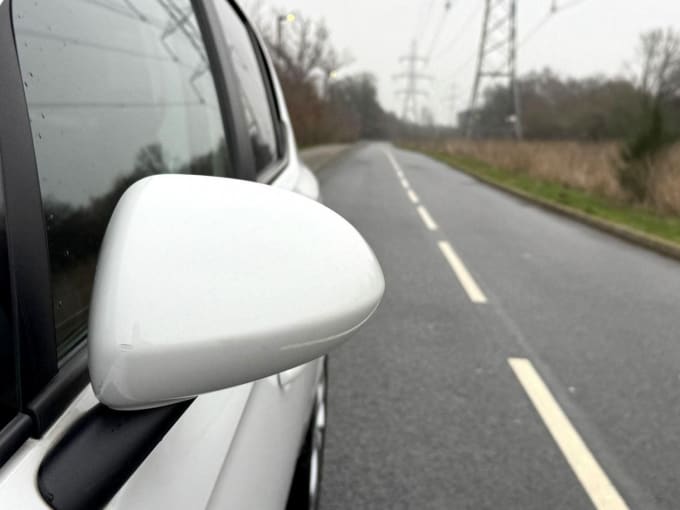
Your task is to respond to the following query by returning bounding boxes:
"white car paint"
[0,1,375,508]
[0,153,332,510]
[89,175,383,410]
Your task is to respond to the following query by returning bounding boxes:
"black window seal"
[0,413,32,467]
[194,0,257,181]
[25,344,89,437]
[239,8,286,152]
[1,0,58,411]
[38,398,193,510]
[231,0,292,183]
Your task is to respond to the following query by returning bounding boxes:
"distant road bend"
[317,143,680,510]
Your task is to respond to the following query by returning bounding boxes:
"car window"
[213,0,279,173]
[13,0,231,358]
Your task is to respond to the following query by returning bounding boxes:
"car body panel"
[0,0,326,508]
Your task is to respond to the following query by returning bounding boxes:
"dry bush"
[441,139,625,200]
[648,144,680,215]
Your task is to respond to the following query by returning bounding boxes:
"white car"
[0,1,384,509]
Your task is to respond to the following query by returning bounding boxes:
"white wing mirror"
[88,175,384,410]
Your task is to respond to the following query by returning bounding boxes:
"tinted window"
[13,0,230,356]
[213,1,279,172]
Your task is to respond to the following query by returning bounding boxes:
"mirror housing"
[88,175,384,410]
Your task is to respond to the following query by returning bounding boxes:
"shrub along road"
[317,143,680,509]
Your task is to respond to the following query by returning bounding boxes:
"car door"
[0,0,320,509]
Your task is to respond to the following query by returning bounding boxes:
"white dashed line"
[382,147,402,172]
[417,206,438,231]
[508,358,629,510]
[407,189,419,204]
[437,241,487,303]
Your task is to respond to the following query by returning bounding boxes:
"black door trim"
[193,0,257,180]
[0,413,32,467]
[38,399,193,510]
[0,0,58,409]
[26,345,89,436]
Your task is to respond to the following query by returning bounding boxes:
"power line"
[424,1,453,61]
[416,0,436,35]
[555,0,590,11]
[520,0,591,47]
[416,0,436,39]
[433,1,483,61]
[518,11,552,47]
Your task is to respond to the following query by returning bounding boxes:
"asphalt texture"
[316,143,680,510]
[297,144,351,173]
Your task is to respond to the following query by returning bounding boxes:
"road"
[316,143,680,510]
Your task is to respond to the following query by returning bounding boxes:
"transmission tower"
[394,40,431,123]
[465,0,522,139]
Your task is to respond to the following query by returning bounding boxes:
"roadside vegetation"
[407,28,680,245]
[409,140,680,244]
[253,5,680,246]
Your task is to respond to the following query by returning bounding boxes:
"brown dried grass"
[648,144,680,215]
[432,139,680,215]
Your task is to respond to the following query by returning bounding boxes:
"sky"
[240,0,680,125]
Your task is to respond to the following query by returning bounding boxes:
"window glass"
[213,1,279,172]
[13,0,230,357]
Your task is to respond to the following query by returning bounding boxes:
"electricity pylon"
[394,40,431,123]
[465,0,522,139]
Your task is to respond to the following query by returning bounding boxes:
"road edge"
[410,149,680,263]
[299,143,362,173]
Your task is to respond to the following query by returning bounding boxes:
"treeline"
[465,28,680,203]
[471,67,680,143]
[255,10,413,145]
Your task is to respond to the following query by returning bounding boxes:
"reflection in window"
[13,0,231,356]
[212,0,279,172]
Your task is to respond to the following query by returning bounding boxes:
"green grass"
[423,150,680,246]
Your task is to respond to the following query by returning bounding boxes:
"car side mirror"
[88,175,384,410]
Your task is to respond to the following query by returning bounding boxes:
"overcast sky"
[240,0,680,125]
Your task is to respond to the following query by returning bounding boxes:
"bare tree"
[255,10,352,84]
[636,28,680,103]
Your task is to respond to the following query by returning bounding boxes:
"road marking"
[400,178,411,189]
[407,189,419,204]
[437,241,487,303]
[508,358,629,510]
[382,147,402,172]
[417,206,438,231]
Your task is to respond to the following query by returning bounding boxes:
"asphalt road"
[316,143,680,510]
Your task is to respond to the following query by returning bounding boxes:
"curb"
[427,153,680,263]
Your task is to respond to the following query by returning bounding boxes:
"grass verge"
[420,150,680,247]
